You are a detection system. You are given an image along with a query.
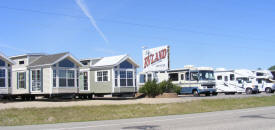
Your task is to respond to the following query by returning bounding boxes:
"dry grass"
[1,95,275,126]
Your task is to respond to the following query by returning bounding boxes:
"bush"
[158,80,181,94]
[139,80,161,98]
[139,80,182,97]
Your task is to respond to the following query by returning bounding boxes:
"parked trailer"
[138,65,217,96]
[215,69,259,95]
[253,70,275,93]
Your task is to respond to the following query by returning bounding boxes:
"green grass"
[1,95,275,126]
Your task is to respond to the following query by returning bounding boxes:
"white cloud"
[75,0,109,44]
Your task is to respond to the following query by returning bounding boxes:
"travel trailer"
[215,69,259,94]
[253,70,275,93]
[139,65,217,96]
[79,54,139,98]
[9,52,83,100]
[0,53,15,98]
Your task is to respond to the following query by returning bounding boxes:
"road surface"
[1,106,275,130]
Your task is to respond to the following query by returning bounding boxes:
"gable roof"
[92,54,139,68]
[28,52,83,67]
[0,52,15,65]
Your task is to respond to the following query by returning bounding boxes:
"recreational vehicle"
[9,52,83,100]
[79,54,139,98]
[214,69,238,94]
[139,66,217,96]
[253,70,275,93]
[0,53,15,98]
[215,69,259,94]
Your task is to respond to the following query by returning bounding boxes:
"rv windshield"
[199,71,215,80]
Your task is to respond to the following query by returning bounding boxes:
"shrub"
[138,80,161,98]
[158,80,181,94]
[139,80,182,98]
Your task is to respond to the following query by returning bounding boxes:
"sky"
[0,0,274,71]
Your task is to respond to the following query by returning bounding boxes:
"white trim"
[0,52,15,65]
[112,68,115,93]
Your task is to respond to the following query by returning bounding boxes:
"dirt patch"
[155,93,178,98]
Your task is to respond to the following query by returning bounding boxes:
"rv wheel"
[265,88,272,93]
[245,88,253,95]
[205,93,210,96]
[193,90,200,97]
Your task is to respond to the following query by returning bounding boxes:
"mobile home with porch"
[79,54,139,97]
[10,52,82,100]
[0,53,15,98]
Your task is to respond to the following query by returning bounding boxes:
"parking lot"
[0,93,274,110]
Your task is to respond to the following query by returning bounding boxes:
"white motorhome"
[215,69,259,94]
[214,68,238,94]
[138,65,217,96]
[253,70,275,93]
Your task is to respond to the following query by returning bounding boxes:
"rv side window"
[224,76,228,81]
[169,73,179,81]
[256,72,264,76]
[190,72,199,81]
[257,79,263,84]
[139,74,146,83]
[181,74,184,80]
[230,74,235,81]
[217,76,222,80]
[185,73,190,81]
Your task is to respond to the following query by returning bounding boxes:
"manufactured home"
[79,54,139,97]
[10,52,82,100]
[0,53,15,98]
[139,65,217,96]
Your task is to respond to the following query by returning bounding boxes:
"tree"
[268,65,275,70]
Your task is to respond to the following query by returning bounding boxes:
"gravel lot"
[0,93,274,110]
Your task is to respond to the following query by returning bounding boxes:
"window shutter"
[24,72,26,89]
[17,72,19,89]
[41,68,43,92]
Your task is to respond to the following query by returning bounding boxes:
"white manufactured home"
[79,54,139,97]
[0,53,15,98]
[9,52,83,100]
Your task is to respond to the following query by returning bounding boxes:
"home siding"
[114,87,136,93]
[42,67,51,94]
[90,69,113,93]
[11,70,30,94]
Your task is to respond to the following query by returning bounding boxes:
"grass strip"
[1,95,275,126]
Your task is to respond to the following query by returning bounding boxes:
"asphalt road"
[2,106,275,130]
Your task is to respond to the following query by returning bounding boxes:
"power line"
[0,5,274,43]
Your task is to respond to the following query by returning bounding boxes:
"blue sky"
[0,0,274,71]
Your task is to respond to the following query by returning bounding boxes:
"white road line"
[45,106,275,130]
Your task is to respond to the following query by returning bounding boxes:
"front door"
[31,70,42,92]
[80,71,89,91]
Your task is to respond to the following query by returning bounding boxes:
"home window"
[8,69,11,87]
[97,71,108,82]
[120,71,126,86]
[19,60,24,65]
[18,72,26,89]
[59,59,75,68]
[119,60,133,68]
[83,72,88,90]
[59,70,75,87]
[115,71,118,87]
[147,74,152,82]
[0,69,5,87]
[53,70,56,87]
[31,70,41,91]
[127,71,133,86]
[0,59,5,66]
